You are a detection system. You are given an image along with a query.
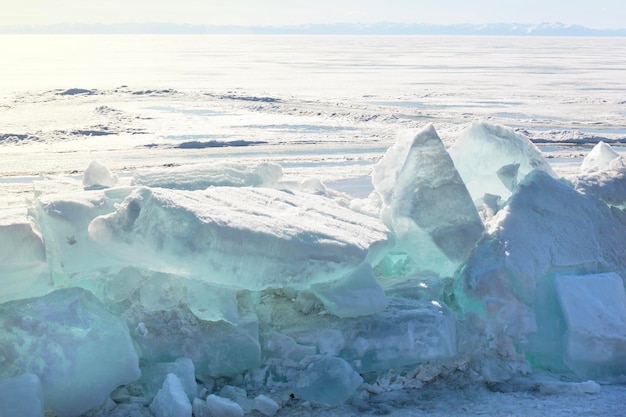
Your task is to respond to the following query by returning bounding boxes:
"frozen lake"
[1,35,625,206]
[1,35,626,416]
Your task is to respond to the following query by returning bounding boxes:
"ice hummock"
[1,121,626,415]
[372,124,484,277]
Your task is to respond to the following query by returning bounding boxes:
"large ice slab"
[448,121,555,203]
[0,287,140,417]
[88,186,389,290]
[372,124,484,276]
[555,273,626,380]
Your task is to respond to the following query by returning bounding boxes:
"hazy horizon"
[2,0,625,30]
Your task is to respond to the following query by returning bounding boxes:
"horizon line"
[1,21,626,36]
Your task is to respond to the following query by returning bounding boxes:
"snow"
[83,159,118,189]
[1,35,626,417]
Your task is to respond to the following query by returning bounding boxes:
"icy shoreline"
[1,121,626,416]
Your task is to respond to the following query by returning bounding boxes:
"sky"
[1,0,625,29]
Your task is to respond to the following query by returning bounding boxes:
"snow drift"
[1,121,625,417]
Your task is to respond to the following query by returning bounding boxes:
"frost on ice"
[1,121,626,416]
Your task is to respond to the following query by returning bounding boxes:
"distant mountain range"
[2,22,625,36]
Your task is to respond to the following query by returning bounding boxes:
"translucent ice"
[372,124,484,276]
[125,292,262,377]
[278,299,457,373]
[132,162,283,190]
[448,121,555,203]
[0,373,44,417]
[88,186,389,290]
[83,159,118,189]
[141,358,197,402]
[293,355,363,406]
[149,373,192,417]
[310,261,387,318]
[0,287,140,417]
[555,273,626,380]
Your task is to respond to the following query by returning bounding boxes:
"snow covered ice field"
[1,35,626,416]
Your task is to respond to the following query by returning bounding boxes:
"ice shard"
[448,121,555,203]
[372,124,484,276]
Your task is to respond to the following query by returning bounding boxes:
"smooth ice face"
[132,162,283,190]
[0,288,140,417]
[310,261,387,318]
[555,273,626,380]
[0,374,44,417]
[88,186,389,290]
[372,124,484,276]
[448,121,555,203]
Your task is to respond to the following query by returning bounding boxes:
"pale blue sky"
[2,0,624,29]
